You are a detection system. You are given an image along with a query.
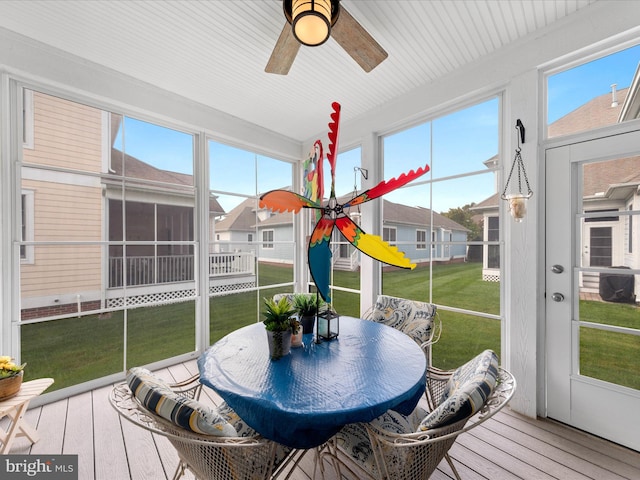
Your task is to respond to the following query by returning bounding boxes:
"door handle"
[552,292,565,302]
[551,265,564,274]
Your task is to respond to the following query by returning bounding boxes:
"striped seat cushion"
[126,367,237,437]
[418,349,499,430]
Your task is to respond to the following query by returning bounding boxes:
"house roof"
[470,192,500,217]
[548,87,629,137]
[382,200,469,232]
[550,86,640,198]
[230,196,468,232]
[258,211,294,228]
[109,148,225,215]
[215,197,258,232]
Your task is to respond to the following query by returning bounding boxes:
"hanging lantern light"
[284,0,340,47]
[501,119,533,222]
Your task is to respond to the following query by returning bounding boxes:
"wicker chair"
[365,295,442,360]
[109,370,293,480]
[329,350,516,480]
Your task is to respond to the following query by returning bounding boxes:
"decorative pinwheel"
[259,102,429,303]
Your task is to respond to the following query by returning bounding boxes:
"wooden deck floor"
[8,360,640,480]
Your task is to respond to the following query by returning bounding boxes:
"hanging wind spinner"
[259,102,429,303]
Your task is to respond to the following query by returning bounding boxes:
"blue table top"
[198,316,427,449]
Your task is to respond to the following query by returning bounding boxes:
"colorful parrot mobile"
[259,102,429,303]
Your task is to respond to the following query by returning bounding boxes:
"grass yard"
[20,261,639,391]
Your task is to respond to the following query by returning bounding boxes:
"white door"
[546,130,640,451]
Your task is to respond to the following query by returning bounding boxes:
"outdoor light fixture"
[501,119,533,222]
[316,308,339,341]
[285,0,340,47]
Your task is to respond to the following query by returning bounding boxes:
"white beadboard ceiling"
[0,0,597,141]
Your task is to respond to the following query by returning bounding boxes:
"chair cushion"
[335,404,429,476]
[418,350,499,431]
[272,293,297,304]
[371,295,436,345]
[127,367,237,437]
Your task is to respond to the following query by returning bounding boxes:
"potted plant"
[0,356,26,400]
[293,293,325,334]
[262,297,295,360]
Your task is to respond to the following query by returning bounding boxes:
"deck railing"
[109,252,255,288]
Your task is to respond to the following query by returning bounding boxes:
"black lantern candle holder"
[316,308,339,341]
[501,119,533,222]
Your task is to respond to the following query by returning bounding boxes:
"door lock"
[552,292,565,302]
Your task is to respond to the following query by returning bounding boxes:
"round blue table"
[198,316,427,449]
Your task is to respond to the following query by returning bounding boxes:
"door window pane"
[576,155,639,391]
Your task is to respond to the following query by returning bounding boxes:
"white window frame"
[263,229,274,249]
[20,189,35,264]
[416,229,426,249]
[627,204,633,254]
[23,89,34,150]
[383,226,396,246]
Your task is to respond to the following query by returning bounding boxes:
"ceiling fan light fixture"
[287,0,338,47]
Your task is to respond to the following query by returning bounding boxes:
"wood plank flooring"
[7,360,640,480]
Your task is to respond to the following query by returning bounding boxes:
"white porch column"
[503,69,539,418]
[359,132,382,316]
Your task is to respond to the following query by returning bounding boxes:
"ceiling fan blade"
[332,6,388,72]
[265,23,300,75]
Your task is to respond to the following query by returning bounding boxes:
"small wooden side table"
[0,378,54,453]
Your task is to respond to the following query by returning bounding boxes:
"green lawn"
[21,262,639,391]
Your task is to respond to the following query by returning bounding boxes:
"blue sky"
[117,44,639,214]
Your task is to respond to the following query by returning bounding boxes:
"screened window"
[19,89,197,393]
[209,140,294,344]
[381,97,500,370]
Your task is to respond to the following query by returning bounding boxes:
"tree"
[441,203,482,241]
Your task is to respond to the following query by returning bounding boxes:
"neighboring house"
[21,92,228,319]
[380,200,469,267]
[473,82,640,301]
[213,196,295,265]
[213,196,260,250]
[224,195,469,269]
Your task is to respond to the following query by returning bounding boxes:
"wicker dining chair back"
[366,295,442,358]
[331,350,516,480]
[109,380,280,480]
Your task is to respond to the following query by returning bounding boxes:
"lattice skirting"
[209,281,257,296]
[105,281,257,308]
[483,273,500,282]
[107,289,196,308]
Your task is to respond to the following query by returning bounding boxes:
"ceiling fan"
[265,0,388,75]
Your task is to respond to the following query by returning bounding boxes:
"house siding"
[20,93,104,310]
[258,224,294,264]
[393,225,467,263]
[27,91,104,171]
